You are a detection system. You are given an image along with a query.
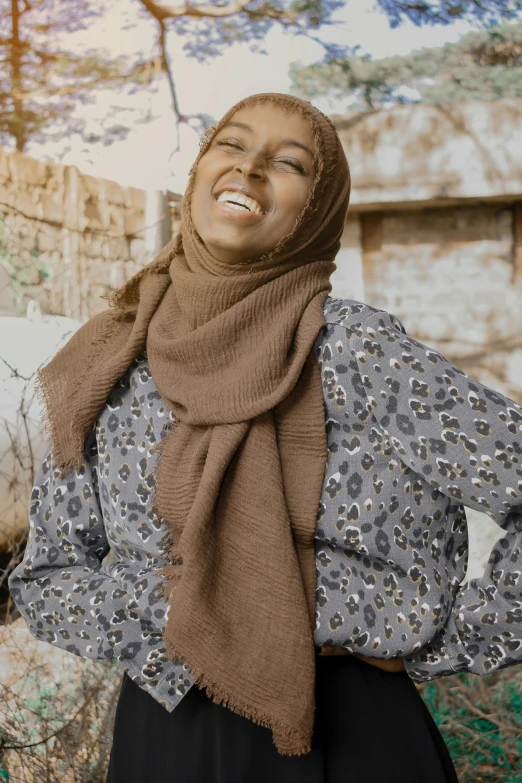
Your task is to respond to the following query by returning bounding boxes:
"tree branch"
[141,1,218,149]
[139,0,255,20]
[157,18,184,151]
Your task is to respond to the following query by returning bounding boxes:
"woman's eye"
[276,158,306,174]
[215,140,306,174]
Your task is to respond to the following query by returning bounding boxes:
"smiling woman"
[10,93,461,783]
[191,103,317,263]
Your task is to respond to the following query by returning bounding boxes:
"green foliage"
[376,0,521,28]
[290,20,522,110]
[418,668,522,782]
[1,652,121,783]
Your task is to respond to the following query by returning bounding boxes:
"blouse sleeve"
[349,309,522,681]
[8,428,168,671]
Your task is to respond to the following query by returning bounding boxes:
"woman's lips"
[212,197,266,223]
[217,190,264,214]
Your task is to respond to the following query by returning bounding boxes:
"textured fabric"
[10,296,522,714]
[32,93,351,755]
[105,656,459,783]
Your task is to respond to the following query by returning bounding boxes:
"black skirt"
[106,655,459,783]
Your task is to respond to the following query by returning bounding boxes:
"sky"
[30,0,485,194]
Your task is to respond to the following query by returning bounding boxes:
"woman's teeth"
[217,190,263,215]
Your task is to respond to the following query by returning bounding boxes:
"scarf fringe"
[34,364,66,476]
[100,242,176,317]
[148,419,313,757]
[164,637,312,758]
[35,310,122,478]
[69,314,122,473]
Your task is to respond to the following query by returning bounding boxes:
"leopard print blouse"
[9,297,522,713]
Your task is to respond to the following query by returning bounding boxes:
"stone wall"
[343,204,521,398]
[0,148,180,320]
[334,98,522,209]
[331,99,522,403]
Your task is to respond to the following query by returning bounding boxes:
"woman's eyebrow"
[223,121,253,133]
[220,121,315,160]
[280,138,315,160]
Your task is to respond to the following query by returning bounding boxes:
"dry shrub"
[418,667,522,782]
[0,609,121,783]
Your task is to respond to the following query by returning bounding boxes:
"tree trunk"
[10,0,26,152]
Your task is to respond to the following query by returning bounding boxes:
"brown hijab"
[36,93,351,755]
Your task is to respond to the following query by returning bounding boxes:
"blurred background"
[1,1,522,780]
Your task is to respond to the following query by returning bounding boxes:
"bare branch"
[1,679,103,751]
[145,7,215,150]
[139,0,255,20]
[157,18,183,150]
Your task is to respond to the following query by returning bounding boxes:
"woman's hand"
[316,645,406,672]
[351,652,406,673]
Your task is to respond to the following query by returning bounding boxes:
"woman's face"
[190,102,316,265]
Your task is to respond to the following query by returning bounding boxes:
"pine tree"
[290,19,522,111]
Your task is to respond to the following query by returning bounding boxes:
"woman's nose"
[234,155,265,179]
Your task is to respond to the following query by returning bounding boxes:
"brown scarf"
[36,93,351,755]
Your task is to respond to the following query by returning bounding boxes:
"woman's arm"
[8,430,168,672]
[349,310,522,681]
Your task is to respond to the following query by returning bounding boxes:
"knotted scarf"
[36,93,351,755]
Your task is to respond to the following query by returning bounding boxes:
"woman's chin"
[206,245,257,265]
